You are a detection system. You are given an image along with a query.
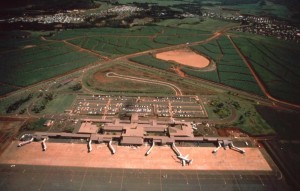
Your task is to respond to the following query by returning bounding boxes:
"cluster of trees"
[31,93,54,113]
[210,99,231,119]
[6,94,33,113]
[70,83,82,91]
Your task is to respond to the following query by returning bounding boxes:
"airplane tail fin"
[188,159,193,165]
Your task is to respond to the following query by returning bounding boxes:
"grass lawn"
[41,94,76,114]
[213,94,275,135]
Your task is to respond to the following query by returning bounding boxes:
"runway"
[0,164,289,191]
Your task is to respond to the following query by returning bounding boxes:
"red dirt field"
[155,49,210,68]
[0,141,271,171]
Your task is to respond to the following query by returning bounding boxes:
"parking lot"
[72,95,208,119]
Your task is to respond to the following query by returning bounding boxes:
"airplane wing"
[185,154,189,159]
[182,160,186,166]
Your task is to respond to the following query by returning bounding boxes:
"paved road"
[106,72,182,96]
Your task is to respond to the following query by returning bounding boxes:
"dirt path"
[62,40,110,61]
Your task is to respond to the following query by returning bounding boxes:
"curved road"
[106,72,182,96]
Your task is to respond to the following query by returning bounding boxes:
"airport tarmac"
[0,141,289,191]
[0,141,271,171]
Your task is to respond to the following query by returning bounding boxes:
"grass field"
[157,18,238,32]
[118,0,194,6]
[40,94,76,114]
[84,63,175,95]
[84,62,219,96]
[220,1,290,19]
[233,36,300,104]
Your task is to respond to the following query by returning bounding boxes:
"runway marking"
[109,173,112,183]
[79,167,88,191]
[120,169,124,191]
[258,175,265,186]
[196,171,202,191]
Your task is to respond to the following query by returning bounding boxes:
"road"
[106,72,182,96]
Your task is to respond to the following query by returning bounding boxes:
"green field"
[64,26,211,57]
[0,40,99,93]
[129,54,173,70]
[0,26,213,96]
[40,94,76,114]
[191,36,264,96]
[233,36,300,104]
[118,0,194,6]
[84,63,176,95]
[220,1,290,19]
[130,36,265,97]
[157,18,238,32]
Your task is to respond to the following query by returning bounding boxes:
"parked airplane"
[177,154,193,166]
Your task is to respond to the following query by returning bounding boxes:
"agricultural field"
[0,40,99,95]
[130,35,264,97]
[69,36,166,58]
[233,36,300,104]
[61,26,211,58]
[190,35,264,96]
[0,31,49,52]
[118,0,195,6]
[157,18,238,32]
[219,1,290,19]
